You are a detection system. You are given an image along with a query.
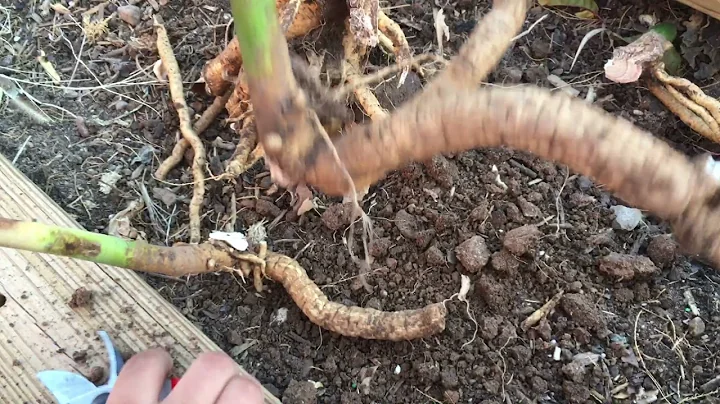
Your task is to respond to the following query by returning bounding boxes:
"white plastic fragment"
[553,346,562,361]
[209,231,249,251]
[610,205,643,231]
[394,365,401,375]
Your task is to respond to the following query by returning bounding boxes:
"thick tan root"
[155,90,233,180]
[647,81,718,141]
[154,19,206,244]
[378,10,411,67]
[226,119,261,177]
[653,67,720,124]
[202,0,324,96]
[302,85,720,267]
[259,0,529,189]
[265,251,447,340]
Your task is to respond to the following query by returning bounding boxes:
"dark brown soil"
[3,1,720,403]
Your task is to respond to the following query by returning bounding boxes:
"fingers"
[107,348,173,404]
[216,375,264,404]
[165,352,261,404]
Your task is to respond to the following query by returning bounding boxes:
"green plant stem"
[230,0,278,79]
[0,217,233,276]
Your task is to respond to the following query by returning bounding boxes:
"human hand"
[107,349,264,404]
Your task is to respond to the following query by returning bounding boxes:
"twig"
[154,17,206,244]
[511,14,548,41]
[520,290,564,331]
[12,135,31,165]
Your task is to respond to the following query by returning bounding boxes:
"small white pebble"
[270,308,288,325]
[553,346,561,361]
[394,365,401,375]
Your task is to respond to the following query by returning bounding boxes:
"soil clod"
[598,253,659,280]
[455,235,491,273]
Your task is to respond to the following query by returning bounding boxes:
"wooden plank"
[0,152,280,403]
[675,0,720,20]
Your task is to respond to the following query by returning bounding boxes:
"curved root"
[265,252,447,341]
[225,119,261,177]
[155,90,233,180]
[154,19,206,244]
[302,85,720,267]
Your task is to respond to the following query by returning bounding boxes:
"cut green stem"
[0,217,233,277]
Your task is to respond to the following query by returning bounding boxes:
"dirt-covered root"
[202,0,324,97]
[265,252,447,340]
[650,65,720,142]
[377,10,411,68]
[226,119,261,177]
[155,90,232,180]
[301,85,720,267]
[252,0,527,191]
[342,19,387,120]
[154,18,206,244]
[647,81,719,141]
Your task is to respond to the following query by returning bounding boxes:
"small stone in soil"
[394,209,418,239]
[117,5,142,26]
[425,245,446,266]
[688,317,705,337]
[561,293,606,332]
[455,235,491,272]
[321,203,352,231]
[598,253,658,280]
[646,234,677,268]
[425,155,458,188]
[503,225,542,256]
[282,380,317,404]
[610,205,643,231]
[444,390,461,403]
[369,237,392,257]
[491,249,520,273]
[440,366,459,388]
[517,196,541,218]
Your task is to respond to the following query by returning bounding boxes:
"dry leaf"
[433,8,450,55]
[37,50,61,84]
[153,59,168,82]
[50,3,71,14]
[108,200,145,239]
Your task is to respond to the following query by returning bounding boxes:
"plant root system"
[0,217,445,341]
[201,0,324,97]
[153,18,206,244]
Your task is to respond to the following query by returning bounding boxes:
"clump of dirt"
[3,0,720,403]
[68,287,93,309]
